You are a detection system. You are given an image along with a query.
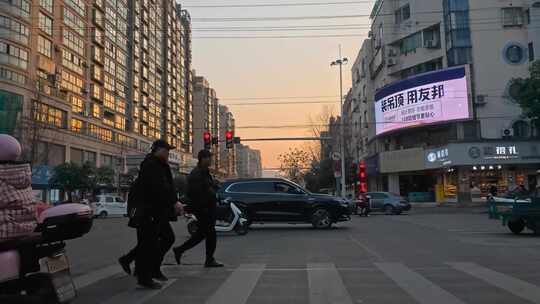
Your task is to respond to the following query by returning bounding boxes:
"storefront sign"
[32,165,53,186]
[374,67,471,136]
[380,148,425,173]
[425,142,540,169]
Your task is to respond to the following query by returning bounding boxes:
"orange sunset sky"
[185,1,374,169]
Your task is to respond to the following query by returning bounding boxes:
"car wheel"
[384,205,395,215]
[187,220,199,236]
[312,209,332,229]
[99,211,108,219]
[508,219,525,234]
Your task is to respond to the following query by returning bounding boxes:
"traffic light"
[225,131,233,149]
[212,136,218,145]
[359,160,367,193]
[203,132,211,150]
[233,137,241,144]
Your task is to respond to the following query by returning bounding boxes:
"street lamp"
[330,46,348,198]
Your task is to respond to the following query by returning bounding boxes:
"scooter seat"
[0,233,43,252]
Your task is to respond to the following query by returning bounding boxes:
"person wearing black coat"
[119,140,177,289]
[173,150,223,268]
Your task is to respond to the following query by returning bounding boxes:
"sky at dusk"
[181,1,375,169]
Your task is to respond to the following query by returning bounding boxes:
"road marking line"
[375,262,466,304]
[100,279,177,304]
[73,264,123,290]
[307,263,354,304]
[205,264,265,304]
[348,235,384,261]
[448,262,540,303]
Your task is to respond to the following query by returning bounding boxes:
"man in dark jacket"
[119,140,177,289]
[173,150,223,268]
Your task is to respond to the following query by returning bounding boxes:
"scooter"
[0,203,93,304]
[186,200,249,236]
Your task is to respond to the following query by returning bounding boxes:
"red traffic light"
[226,131,233,140]
[203,132,211,141]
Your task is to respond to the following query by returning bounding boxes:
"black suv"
[217,178,351,229]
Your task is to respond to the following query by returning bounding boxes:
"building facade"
[0,0,195,201]
[219,105,237,178]
[236,144,262,178]
[349,0,540,202]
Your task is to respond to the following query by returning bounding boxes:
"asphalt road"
[67,208,540,304]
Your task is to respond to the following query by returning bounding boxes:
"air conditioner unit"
[387,58,397,67]
[424,40,438,49]
[388,49,398,57]
[502,128,514,138]
[81,88,89,94]
[82,62,88,68]
[54,45,61,52]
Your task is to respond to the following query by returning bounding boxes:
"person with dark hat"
[119,139,178,289]
[173,149,223,268]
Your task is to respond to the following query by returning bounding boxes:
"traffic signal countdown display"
[203,132,211,150]
[359,160,367,193]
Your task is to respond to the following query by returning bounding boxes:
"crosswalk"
[73,262,540,304]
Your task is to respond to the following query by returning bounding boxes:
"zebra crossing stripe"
[205,264,265,304]
[100,279,177,304]
[74,264,123,290]
[307,263,354,304]
[448,262,540,303]
[375,262,466,304]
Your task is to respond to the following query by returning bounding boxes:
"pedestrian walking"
[118,140,178,289]
[173,150,223,268]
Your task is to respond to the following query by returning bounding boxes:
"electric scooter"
[186,200,249,236]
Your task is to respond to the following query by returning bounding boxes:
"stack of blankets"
[0,163,37,241]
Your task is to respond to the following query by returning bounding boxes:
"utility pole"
[331,45,348,198]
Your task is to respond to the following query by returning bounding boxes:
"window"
[529,42,535,62]
[368,193,388,199]
[402,4,411,20]
[503,43,525,65]
[105,197,114,203]
[0,15,29,44]
[91,84,102,100]
[400,32,422,54]
[227,182,274,193]
[70,148,83,164]
[0,41,28,69]
[71,95,84,113]
[60,70,83,93]
[115,115,125,130]
[91,103,100,118]
[33,101,67,128]
[513,121,530,138]
[65,0,86,17]
[115,197,125,203]
[37,36,52,58]
[274,182,304,195]
[71,118,83,133]
[4,0,30,18]
[92,65,102,81]
[502,7,524,27]
[92,46,102,63]
[83,151,96,165]
[0,67,26,84]
[63,7,85,36]
[38,12,52,35]
[101,154,113,167]
[40,0,53,13]
[63,29,85,56]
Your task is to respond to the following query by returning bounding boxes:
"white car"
[91,195,127,218]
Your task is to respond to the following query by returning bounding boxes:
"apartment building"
[0,0,194,200]
[350,0,540,202]
[236,144,262,179]
[219,105,237,178]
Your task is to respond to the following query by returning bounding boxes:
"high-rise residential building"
[219,105,236,178]
[0,0,194,201]
[192,73,213,155]
[179,7,193,155]
[236,144,262,178]
[350,0,539,203]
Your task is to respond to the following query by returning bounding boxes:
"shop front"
[425,141,540,202]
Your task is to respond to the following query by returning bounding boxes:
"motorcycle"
[185,199,249,236]
[0,203,93,304]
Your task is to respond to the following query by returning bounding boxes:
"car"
[90,194,127,218]
[365,192,411,215]
[218,178,352,229]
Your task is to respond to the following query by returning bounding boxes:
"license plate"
[45,254,70,274]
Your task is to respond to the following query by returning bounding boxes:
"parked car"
[365,192,411,215]
[90,195,127,218]
[218,178,352,229]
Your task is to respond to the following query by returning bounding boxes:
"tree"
[511,60,540,121]
[50,162,87,201]
[86,164,115,197]
[278,148,311,183]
